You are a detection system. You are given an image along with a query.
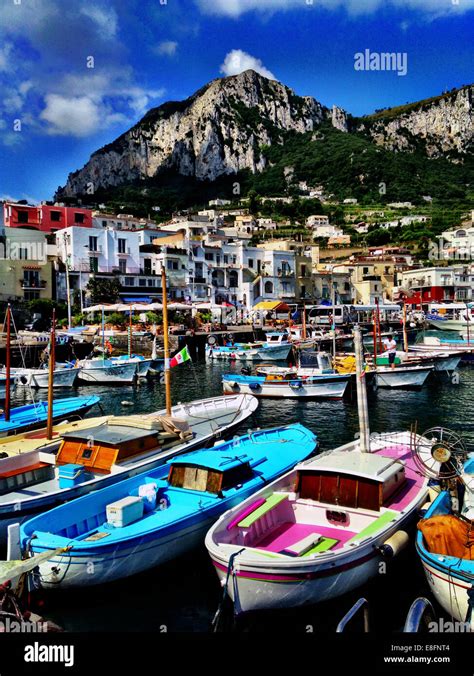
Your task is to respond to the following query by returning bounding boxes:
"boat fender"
[232,383,240,390]
[121,400,134,406]
[249,382,261,391]
[379,530,409,559]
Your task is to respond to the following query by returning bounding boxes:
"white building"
[306,215,329,228]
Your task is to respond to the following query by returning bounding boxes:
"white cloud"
[0,42,13,72]
[220,50,276,79]
[196,0,473,18]
[155,40,179,56]
[80,5,118,38]
[40,95,102,137]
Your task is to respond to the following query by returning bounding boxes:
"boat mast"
[372,310,378,368]
[302,299,307,340]
[4,305,11,423]
[353,325,370,453]
[128,304,132,358]
[161,266,172,416]
[402,303,409,352]
[466,303,471,346]
[101,306,105,362]
[46,309,56,440]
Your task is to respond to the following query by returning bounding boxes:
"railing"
[336,598,370,633]
[403,597,436,632]
[20,279,47,289]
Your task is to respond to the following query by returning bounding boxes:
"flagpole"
[161,266,172,416]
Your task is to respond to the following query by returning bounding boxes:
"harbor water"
[12,360,474,633]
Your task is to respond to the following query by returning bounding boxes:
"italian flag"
[169,345,191,368]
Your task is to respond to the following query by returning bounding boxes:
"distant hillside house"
[328,235,351,247]
[307,214,329,228]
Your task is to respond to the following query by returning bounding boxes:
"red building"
[3,202,92,233]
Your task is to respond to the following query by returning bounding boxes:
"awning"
[253,301,290,312]
[122,296,153,303]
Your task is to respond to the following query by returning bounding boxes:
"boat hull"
[417,551,472,625]
[208,510,418,613]
[376,367,432,388]
[223,376,349,399]
[0,394,258,543]
[0,396,100,438]
[208,344,292,362]
[77,362,137,384]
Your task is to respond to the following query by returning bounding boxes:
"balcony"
[117,248,132,256]
[20,279,46,289]
[87,245,103,254]
[191,277,207,284]
[277,269,294,277]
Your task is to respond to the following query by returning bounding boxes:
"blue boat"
[416,456,474,625]
[19,424,317,588]
[0,396,101,437]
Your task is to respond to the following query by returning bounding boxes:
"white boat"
[375,365,433,389]
[222,372,350,399]
[372,350,462,373]
[205,430,429,613]
[109,355,153,377]
[0,393,259,543]
[6,366,81,389]
[77,358,137,384]
[410,335,474,357]
[207,342,292,362]
[256,352,335,378]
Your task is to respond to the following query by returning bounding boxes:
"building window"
[74,212,85,224]
[23,270,40,287]
[363,267,369,275]
[50,211,61,222]
[204,252,214,261]
[89,257,98,273]
[89,236,98,252]
[224,255,228,264]
[118,259,127,273]
[301,264,307,277]
[24,290,40,300]
[229,271,238,288]
[17,210,29,223]
[167,260,178,271]
[264,281,274,294]
[143,259,152,275]
[123,277,135,286]
[248,259,254,268]
[102,220,107,227]
[118,238,126,254]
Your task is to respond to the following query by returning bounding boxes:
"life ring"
[207,335,217,346]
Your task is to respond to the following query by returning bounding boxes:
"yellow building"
[0,228,53,302]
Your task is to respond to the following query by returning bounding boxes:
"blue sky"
[0,0,472,202]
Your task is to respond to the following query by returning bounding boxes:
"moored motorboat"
[222,372,350,399]
[205,430,429,613]
[109,354,153,377]
[77,358,137,384]
[0,393,258,543]
[17,424,317,589]
[375,365,434,389]
[6,365,81,389]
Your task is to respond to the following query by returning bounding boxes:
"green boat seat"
[237,493,289,528]
[282,533,339,557]
[347,510,398,544]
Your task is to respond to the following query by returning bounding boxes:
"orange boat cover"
[418,515,474,560]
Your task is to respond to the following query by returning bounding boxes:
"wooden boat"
[413,428,474,626]
[222,372,350,399]
[17,424,317,588]
[206,326,429,614]
[77,358,137,384]
[206,431,429,613]
[0,396,100,438]
[0,393,258,543]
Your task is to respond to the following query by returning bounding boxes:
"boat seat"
[0,461,50,479]
[281,533,339,557]
[346,510,398,544]
[0,461,55,495]
[237,493,289,528]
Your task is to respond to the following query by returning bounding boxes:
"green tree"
[86,277,121,304]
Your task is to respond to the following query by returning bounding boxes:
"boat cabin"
[56,417,192,475]
[168,452,255,495]
[296,453,406,512]
[265,332,290,345]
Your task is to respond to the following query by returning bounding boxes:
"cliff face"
[59,70,333,196]
[358,85,473,158]
[58,73,473,199]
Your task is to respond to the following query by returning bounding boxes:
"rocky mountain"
[57,71,472,200]
[58,70,346,197]
[358,85,473,159]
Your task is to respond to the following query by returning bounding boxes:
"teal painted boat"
[0,396,101,437]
